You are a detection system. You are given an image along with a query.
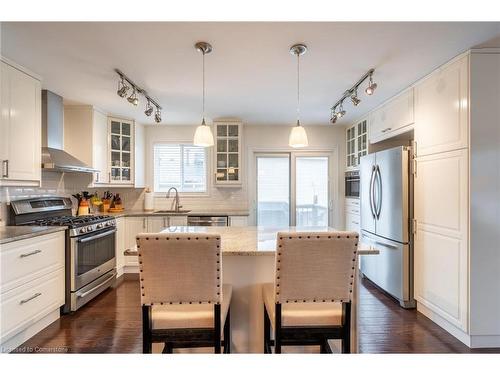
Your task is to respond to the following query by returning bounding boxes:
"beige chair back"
[137,233,222,306]
[275,232,359,304]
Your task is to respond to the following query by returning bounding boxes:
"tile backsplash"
[0,172,248,225]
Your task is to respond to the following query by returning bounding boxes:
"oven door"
[71,228,116,291]
[345,176,360,198]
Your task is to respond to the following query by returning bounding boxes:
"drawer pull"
[352,221,359,225]
[20,249,42,258]
[20,292,42,305]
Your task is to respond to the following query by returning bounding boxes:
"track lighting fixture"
[115,69,163,122]
[127,88,139,106]
[117,78,129,98]
[329,68,376,124]
[144,99,154,116]
[365,73,377,95]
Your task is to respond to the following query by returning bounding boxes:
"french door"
[256,152,332,227]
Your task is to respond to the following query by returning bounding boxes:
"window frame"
[152,141,210,197]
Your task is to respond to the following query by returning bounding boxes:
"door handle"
[2,160,8,178]
[20,249,42,258]
[374,240,398,249]
[369,165,376,219]
[20,292,42,305]
[375,165,382,219]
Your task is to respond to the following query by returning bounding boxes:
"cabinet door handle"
[143,218,147,229]
[352,221,359,225]
[20,249,42,258]
[95,172,99,183]
[20,292,42,305]
[2,160,8,178]
[108,172,111,182]
[381,127,392,133]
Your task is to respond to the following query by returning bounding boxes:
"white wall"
[144,124,346,227]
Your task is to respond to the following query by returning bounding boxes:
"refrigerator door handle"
[375,165,382,219]
[369,165,376,218]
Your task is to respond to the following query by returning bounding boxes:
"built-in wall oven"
[345,170,360,198]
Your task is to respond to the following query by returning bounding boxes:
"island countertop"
[124,226,379,256]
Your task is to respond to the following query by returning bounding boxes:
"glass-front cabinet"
[345,118,368,170]
[109,117,134,184]
[214,120,242,186]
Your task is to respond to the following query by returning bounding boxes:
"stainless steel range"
[10,196,117,313]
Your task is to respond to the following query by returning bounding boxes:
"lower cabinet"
[0,231,65,351]
[229,216,248,226]
[345,198,361,233]
[115,217,126,277]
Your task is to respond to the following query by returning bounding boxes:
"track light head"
[330,112,338,124]
[117,79,129,98]
[127,89,139,106]
[350,90,361,106]
[336,102,346,119]
[365,74,377,95]
[154,108,162,123]
[144,100,154,116]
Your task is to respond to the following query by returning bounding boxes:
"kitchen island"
[145,226,378,353]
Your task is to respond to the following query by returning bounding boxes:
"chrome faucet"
[166,187,182,212]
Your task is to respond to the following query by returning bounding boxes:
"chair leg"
[342,302,351,354]
[162,343,173,354]
[214,304,222,354]
[142,305,152,354]
[223,307,231,354]
[275,303,282,354]
[264,305,271,353]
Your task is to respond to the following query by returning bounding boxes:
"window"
[154,144,207,193]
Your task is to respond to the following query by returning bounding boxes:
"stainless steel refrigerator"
[359,146,415,308]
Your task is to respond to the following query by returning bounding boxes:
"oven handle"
[78,229,116,243]
[77,271,116,299]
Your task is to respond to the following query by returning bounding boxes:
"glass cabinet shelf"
[214,121,242,186]
[108,117,134,183]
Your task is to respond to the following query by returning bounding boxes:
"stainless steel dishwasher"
[187,216,228,226]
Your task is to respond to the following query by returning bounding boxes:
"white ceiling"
[1,22,499,126]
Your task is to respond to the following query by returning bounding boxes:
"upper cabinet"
[369,88,414,143]
[414,55,469,156]
[109,117,134,184]
[64,108,145,187]
[0,59,41,186]
[214,120,243,186]
[345,117,367,170]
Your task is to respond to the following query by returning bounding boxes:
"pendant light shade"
[289,121,309,148]
[194,119,214,147]
[288,44,308,148]
[193,42,214,147]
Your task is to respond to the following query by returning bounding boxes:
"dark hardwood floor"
[15,276,500,354]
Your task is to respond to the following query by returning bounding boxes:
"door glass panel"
[296,157,329,227]
[228,139,238,152]
[122,136,130,152]
[111,121,121,134]
[217,153,227,168]
[121,122,131,136]
[257,156,290,227]
[217,139,227,153]
[228,125,239,136]
[228,153,238,168]
[111,135,120,151]
[77,232,115,276]
[217,125,227,137]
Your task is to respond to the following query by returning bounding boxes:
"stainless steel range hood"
[41,90,98,173]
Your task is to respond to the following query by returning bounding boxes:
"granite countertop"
[105,209,250,218]
[0,226,67,245]
[125,226,379,256]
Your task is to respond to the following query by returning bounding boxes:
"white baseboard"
[0,309,60,353]
[417,302,471,347]
[470,335,500,348]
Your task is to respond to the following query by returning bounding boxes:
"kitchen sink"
[153,210,191,214]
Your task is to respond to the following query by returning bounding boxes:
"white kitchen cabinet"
[0,58,41,186]
[229,216,248,227]
[414,55,468,156]
[115,217,126,277]
[125,216,148,251]
[214,120,243,186]
[345,212,360,233]
[414,149,469,332]
[345,118,368,170]
[0,231,65,351]
[64,105,109,184]
[369,88,414,143]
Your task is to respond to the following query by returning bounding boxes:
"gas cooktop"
[25,215,113,228]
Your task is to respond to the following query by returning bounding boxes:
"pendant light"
[288,44,309,148]
[193,42,215,147]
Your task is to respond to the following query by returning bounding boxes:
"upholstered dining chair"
[262,231,359,354]
[137,233,232,354]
